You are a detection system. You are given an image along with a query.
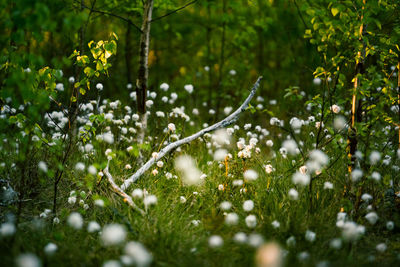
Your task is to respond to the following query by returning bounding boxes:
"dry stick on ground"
[103,162,145,215]
[119,76,263,190]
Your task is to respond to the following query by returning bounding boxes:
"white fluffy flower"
[44,243,58,255]
[288,188,299,200]
[271,220,280,229]
[144,195,157,206]
[214,149,228,161]
[292,172,310,186]
[243,200,254,212]
[369,151,381,165]
[282,139,298,155]
[340,221,365,241]
[55,83,64,91]
[67,212,83,229]
[88,165,97,175]
[209,235,223,248]
[365,212,378,225]
[167,123,176,133]
[323,182,333,190]
[184,84,194,94]
[225,213,239,225]
[386,221,394,230]
[16,253,41,267]
[103,132,114,144]
[38,161,48,173]
[220,201,232,210]
[244,169,258,182]
[313,77,321,85]
[305,230,316,242]
[101,224,126,246]
[245,215,257,228]
[0,222,16,237]
[132,189,144,199]
[265,164,275,174]
[376,243,387,253]
[125,241,153,267]
[351,169,363,182]
[224,106,233,115]
[233,232,247,243]
[330,104,341,113]
[160,83,169,91]
[94,199,105,207]
[174,155,203,186]
[75,162,85,172]
[87,221,101,233]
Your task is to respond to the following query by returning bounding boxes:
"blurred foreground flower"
[174,155,203,186]
[255,242,283,267]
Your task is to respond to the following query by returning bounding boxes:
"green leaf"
[84,67,95,77]
[76,55,90,66]
[331,8,339,17]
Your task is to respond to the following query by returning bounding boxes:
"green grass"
[2,126,400,267]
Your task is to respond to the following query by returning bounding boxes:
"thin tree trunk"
[206,0,213,109]
[125,21,133,87]
[136,0,153,152]
[136,0,154,115]
[347,1,366,187]
[215,0,227,119]
[398,60,400,149]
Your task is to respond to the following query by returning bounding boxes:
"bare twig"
[151,0,198,22]
[121,76,263,190]
[103,163,145,215]
[78,1,142,33]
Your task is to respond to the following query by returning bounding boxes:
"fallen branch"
[103,162,145,215]
[120,76,263,190]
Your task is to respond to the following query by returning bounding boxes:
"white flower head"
[101,224,126,246]
[0,222,16,237]
[44,243,58,255]
[369,151,381,165]
[330,104,341,113]
[184,84,194,94]
[67,212,83,230]
[244,169,258,182]
[125,241,153,267]
[288,188,299,200]
[160,83,169,91]
[351,169,363,182]
[220,201,232,211]
[243,200,254,212]
[233,232,247,244]
[209,235,223,248]
[225,213,239,225]
[365,212,378,225]
[174,155,203,186]
[38,161,48,173]
[305,230,316,242]
[16,253,41,267]
[245,214,257,228]
[167,123,176,132]
[214,149,228,161]
[292,171,310,186]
